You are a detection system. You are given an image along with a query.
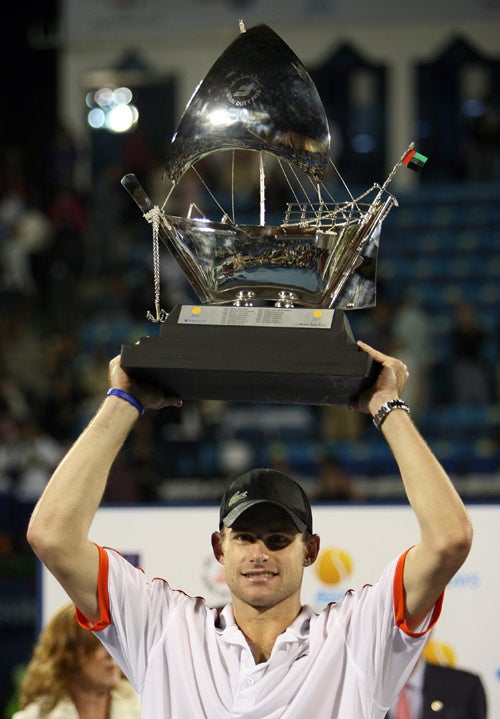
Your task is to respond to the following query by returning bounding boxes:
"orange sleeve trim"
[76,544,112,632]
[393,547,444,637]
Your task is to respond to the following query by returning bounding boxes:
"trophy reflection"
[120,22,419,405]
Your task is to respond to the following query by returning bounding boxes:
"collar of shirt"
[216,603,312,656]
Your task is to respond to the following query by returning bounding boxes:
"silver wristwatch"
[372,399,410,430]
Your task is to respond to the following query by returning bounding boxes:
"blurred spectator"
[0,303,50,406]
[9,419,64,504]
[449,302,491,405]
[0,411,21,552]
[0,413,63,548]
[387,653,487,718]
[266,442,313,487]
[466,95,500,182]
[40,331,87,443]
[44,186,88,323]
[0,190,53,298]
[106,414,164,503]
[358,299,395,357]
[391,293,433,414]
[313,455,362,502]
[319,404,363,442]
[11,603,141,719]
[0,374,29,423]
[90,162,131,275]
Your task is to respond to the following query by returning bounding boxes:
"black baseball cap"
[219,468,313,533]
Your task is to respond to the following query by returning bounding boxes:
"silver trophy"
[120,22,411,405]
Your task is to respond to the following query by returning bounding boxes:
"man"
[27,340,472,718]
[387,657,487,718]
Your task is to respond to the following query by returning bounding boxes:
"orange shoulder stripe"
[393,547,444,636]
[75,544,112,631]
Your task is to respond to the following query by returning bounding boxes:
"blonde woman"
[12,604,141,719]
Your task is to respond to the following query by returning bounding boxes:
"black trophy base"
[120,305,379,406]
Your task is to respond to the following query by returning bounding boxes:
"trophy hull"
[120,305,379,405]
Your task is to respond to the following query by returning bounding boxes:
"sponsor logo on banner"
[447,570,480,589]
[314,546,354,605]
[201,554,230,606]
[423,640,457,667]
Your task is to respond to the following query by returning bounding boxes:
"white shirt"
[78,546,442,719]
[388,657,426,719]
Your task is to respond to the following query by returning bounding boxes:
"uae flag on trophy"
[402,147,428,172]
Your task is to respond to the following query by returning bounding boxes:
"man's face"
[213,504,318,611]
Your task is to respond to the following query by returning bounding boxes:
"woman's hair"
[19,603,107,712]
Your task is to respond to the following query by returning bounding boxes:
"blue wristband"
[106,388,144,416]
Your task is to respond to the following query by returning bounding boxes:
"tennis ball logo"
[423,640,456,667]
[315,547,353,585]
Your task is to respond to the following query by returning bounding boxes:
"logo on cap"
[228,490,248,507]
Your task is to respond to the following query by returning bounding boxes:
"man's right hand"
[108,355,183,411]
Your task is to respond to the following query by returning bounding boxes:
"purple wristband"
[106,388,144,416]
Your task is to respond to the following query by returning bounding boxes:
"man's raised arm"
[27,356,181,622]
[353,341,473,631]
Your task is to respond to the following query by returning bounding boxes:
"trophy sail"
[163,24,331,184]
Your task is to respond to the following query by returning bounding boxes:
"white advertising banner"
[41,504,498,709]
